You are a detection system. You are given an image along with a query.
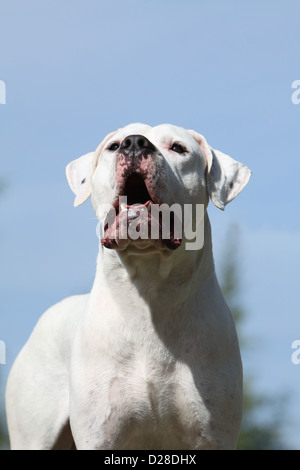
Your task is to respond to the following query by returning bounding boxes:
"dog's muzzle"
[101,135,182,251]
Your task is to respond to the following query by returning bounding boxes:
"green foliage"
[219,225,288,450]
[237,377,288,450]
[0,408,9,449]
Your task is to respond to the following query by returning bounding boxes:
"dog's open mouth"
[124,173,151,206]
[101,173,182,251]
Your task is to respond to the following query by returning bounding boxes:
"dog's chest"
[104,356,209,449]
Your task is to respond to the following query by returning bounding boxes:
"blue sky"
[1,0,300,448]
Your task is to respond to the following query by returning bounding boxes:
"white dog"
[6,123,251,450]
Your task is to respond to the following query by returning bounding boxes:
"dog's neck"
[93,213,215,308]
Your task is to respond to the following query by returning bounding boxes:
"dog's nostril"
[136,136,156,151]
[137,137,147,149]
[120,135,156,153]
[122,138,132,149]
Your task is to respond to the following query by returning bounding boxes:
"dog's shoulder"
[34,294,89,345]
[41,293,89,326]
[14,294,89,369]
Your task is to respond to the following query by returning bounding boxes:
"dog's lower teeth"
[128,208,139,219]
[120,202,152,215]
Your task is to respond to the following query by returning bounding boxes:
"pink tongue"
[121,201,151,220]
[122,200,151,209]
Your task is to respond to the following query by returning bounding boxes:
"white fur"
[6,124,251,450]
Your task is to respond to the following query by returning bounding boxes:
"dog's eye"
[108,142,119,151]
[170,143,187,154]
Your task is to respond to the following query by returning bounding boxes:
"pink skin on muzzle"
[101,150,182,251]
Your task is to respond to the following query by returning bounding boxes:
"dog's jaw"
[100,150,182,251]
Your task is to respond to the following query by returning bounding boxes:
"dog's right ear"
[66,130,118,207]
[66,152,94,207]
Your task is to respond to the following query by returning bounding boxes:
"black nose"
[120,135,156,156]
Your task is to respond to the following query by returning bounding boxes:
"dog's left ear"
[66,152,94,207]
[188,130,251,210]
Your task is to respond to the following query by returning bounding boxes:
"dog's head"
[66,123,251,252]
